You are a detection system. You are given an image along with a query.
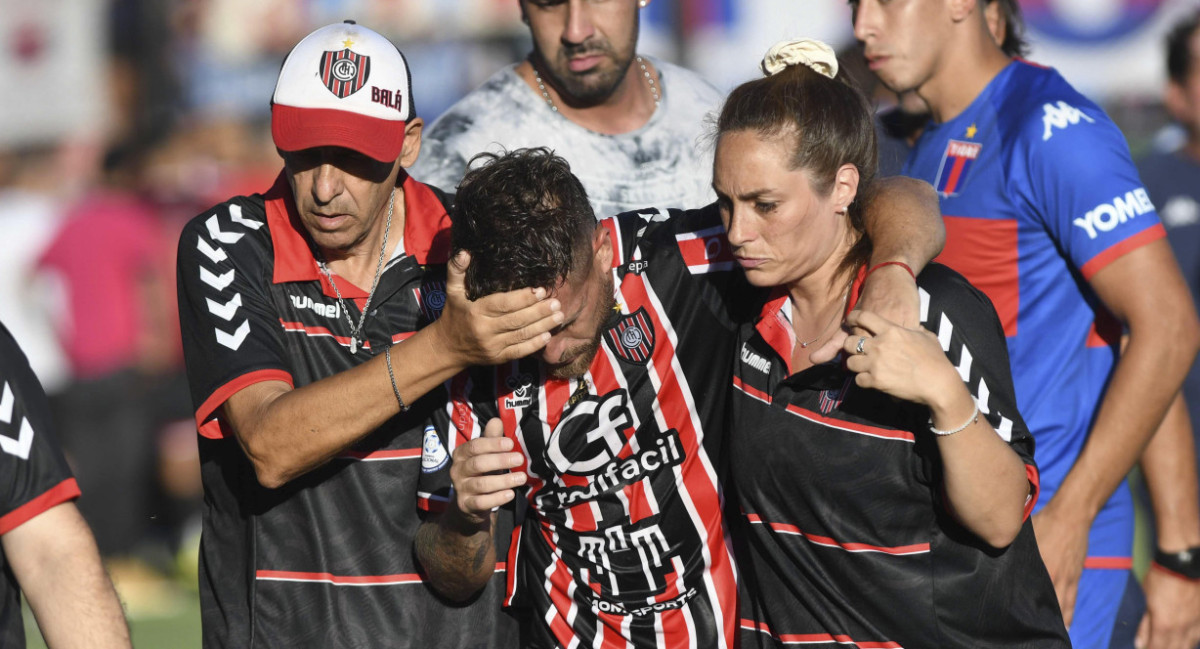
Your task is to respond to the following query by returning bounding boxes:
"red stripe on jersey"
[754,288,796,373]
[782,404,915,443]
[1150,562,1200,582]
[495,363,543,514]
[733,375,772,404]
[1085,306,1121,349]
[1023,463,1040,521]
[942,155,968,195]
[279,319,371,350]
[561,471,598,532]
[257,563,505,587]
[391,331,415,344]
[338,448,420,461]
[417,492,448,513]
[676,227,736,273]
[621,274,736,646]
[194,369,294,438]
[746,514,930,556]
[448,372,476,449]
[654,557,691,643]
[543,530,581,648]
[740,618,905,648]
[504,522,523,607]
[589,349,656,524]
[0,478,80,535]
[596,608,630,649]
[543,378,598,531]
[1083,556,1133,570]
[936,216,1019,338]
[1080,223,1166,281]
[544,378,572,431]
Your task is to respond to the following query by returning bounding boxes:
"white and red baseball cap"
[271,21,414,163]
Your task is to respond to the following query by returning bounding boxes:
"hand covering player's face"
[523,0,641,106]
[282,146,404,258]
[541,227,616,380]
[713,130,857,290]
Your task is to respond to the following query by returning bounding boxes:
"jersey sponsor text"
[1073,188,1154,239]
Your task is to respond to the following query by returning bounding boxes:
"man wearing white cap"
[410,0,721,219]
[176,21,559,647]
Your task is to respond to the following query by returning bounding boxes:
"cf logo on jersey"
[547,390,631,475]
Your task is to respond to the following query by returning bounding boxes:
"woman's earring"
[639,0,647,7]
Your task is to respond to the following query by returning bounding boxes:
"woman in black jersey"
[715,39,1069,648]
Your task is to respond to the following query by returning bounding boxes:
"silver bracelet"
[385,345,409,412]
[930,401,978,436]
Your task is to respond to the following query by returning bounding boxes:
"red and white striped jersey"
[451,205,753,649]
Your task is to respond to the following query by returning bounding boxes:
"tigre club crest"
[319,48,371,98]
[605,308,655,364]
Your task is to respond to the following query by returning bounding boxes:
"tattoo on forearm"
[414,514,495,600]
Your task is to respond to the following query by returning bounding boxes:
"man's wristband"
[1152,546,1200,580]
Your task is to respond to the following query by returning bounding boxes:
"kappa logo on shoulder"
[1042,100,1094,141]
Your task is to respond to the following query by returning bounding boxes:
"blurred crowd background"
[2,0,1196,642]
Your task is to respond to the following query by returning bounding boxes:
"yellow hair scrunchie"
[760,38,839,79]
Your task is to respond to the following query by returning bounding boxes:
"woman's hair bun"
[760,38,839,79]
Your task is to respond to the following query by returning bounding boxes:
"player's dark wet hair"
[988,0,1030,59]
[716,59,876,277]
[1167,11,1200,85]
[453,147,596,301]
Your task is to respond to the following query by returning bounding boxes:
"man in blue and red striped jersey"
[176,22,561,648]
[852,0,1200,646]
[416,148,943,648]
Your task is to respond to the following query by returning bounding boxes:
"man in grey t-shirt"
[410,0,721,219]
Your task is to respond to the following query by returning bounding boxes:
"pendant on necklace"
[350,337,358,355]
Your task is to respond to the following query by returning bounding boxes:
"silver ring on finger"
[855,336,867,355]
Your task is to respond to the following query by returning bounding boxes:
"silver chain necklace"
[316,189,394,355]
[534,55,660,113]
[796,280,853,349]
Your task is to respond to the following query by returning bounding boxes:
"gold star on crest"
[342,38,355,49]
[966,124,978,139]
